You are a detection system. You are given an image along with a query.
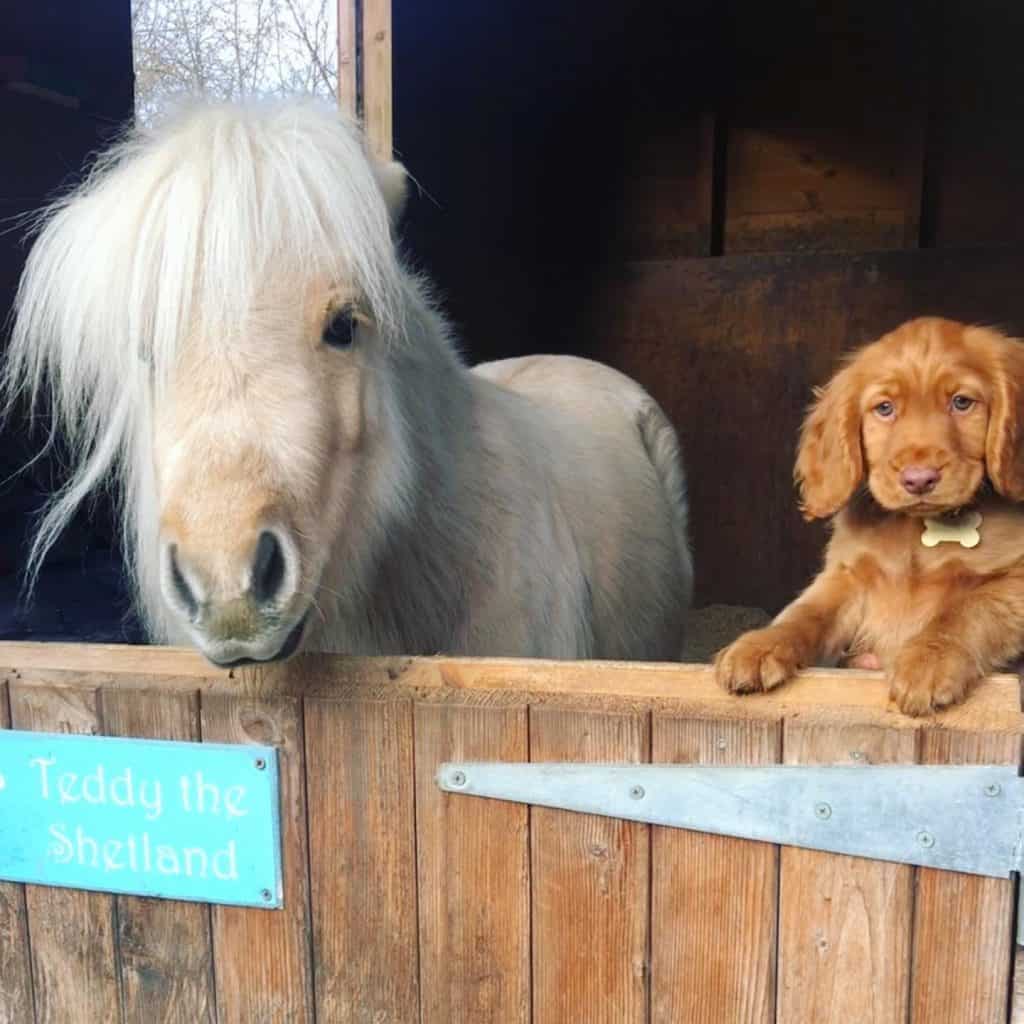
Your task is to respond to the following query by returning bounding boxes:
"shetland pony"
[4,99,692,667]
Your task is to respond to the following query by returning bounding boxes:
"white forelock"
[3,97,409,600]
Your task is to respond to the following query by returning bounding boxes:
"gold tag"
[921,510,982,549]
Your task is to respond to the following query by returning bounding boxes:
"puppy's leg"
[715,570,856,694]
[889,569,1024,715]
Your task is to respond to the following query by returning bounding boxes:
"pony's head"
[5,99,437,665]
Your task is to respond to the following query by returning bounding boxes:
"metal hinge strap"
[436,762,1024,942]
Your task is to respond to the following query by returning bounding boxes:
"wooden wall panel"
[910,729,1019,1023]
[777,722,916,1023]
[582,247,1024,612]
[103,688,216,1023]
[923,1,1024,247]
[414,704,530,1024]
[650,716,780,1023]
[723,1,927,254]
[0,680,34,1024]
[530,708,650,1024]
[8,684,122,1024]
[305,697,420,1023]
[201,694,315,1024]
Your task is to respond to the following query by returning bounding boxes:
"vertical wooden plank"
[777,722,916,1024]
[336,0,358,118]
[723,0,925,254]
[201,694,314,1024]
[415,703,529,1024]
[102,687,215,1023]
[362,0,392,160]
[650,716,779,1024]
[0,679,35,1024]
[1012,957,1024,1024]
[911,729,1019,1024]
[924,0,1024,247]
[530,708,649,1024]
[8,683,121,1024]
[305,697,419,1022]
[618,111,718,261]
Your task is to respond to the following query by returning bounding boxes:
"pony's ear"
[373,160,409,225]
[794,362,864,520]
[985,333,1024,501]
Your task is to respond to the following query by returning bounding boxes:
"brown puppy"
[715,316,1024,715]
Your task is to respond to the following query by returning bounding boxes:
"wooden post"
[361,0,393,160]
[336,0,357,119]
[336,0,391,157]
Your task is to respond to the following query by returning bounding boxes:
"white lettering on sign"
[0,731,279,908]
[32,757,165,820]
[21,755,254,884]
[179,772,249,818]
[47,825,239,880]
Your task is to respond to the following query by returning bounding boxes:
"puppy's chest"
[831,506,1024,648]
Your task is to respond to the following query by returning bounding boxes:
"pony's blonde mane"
[3,98,410,615]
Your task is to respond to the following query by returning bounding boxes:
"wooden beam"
[361,0,392,160]
[336,0,358,118]
[0,642,1021,733]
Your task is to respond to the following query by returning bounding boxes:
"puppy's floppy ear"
[794,361,864,520]
[985,332,1024,501]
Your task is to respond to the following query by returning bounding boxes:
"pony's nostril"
[251,531,287,605]
[168,545,198,618]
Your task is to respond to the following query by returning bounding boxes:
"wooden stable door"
[0,642,1021,1023]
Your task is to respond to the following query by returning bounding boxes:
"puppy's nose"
[900,465,941,496]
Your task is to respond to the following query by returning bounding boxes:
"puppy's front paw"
[887,643,976,716]
[715,628,802,695]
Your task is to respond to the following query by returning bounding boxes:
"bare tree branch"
[131,0,338,121]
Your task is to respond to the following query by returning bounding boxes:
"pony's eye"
[322,307,356,348]
[874,400,895,419]
[951,394,975,413]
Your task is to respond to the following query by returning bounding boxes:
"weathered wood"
[102,687,216,1023]
[415,704,530,1023]
[618,110,716,260]
[305,697,419,1023]
[0,679,34,1024]
[777,722,916,1023]
[201,693,314,1024]
[924,1,1024,247]
[530,708,649,1023]
[650,715,779,1023]
[336,0,358,118]
[361,0,391,160]
[584,247,1024,611]
[2,645,1022,735]
[1013,948,1024,1024]
[8,683,122,1024]
[723,1,924,254]
[910,729,1019,1023]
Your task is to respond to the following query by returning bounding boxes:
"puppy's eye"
[951,394,975,413]
[874,400,895,419]
[322,306,356,348]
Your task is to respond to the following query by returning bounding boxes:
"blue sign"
[0,729,282,908]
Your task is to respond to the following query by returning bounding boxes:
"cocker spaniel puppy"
[716,316,1024,715]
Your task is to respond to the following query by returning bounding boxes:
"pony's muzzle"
[160,528,306,664]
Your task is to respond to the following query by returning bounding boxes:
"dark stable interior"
[2,0,1023,645]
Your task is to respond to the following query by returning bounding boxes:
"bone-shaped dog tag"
[921,511,982,549]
